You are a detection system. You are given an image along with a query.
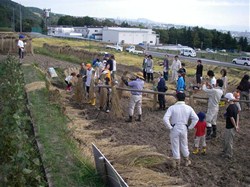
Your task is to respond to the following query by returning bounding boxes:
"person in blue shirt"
[176,69,186,93]
[123,72,145,122]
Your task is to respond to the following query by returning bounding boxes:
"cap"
[177,69,185,74]
[224,93,235,101]
[86,63,91,68]
[197,112,206,121]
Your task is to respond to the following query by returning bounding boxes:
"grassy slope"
[22,65,103,187]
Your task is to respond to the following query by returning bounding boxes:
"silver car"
[232,57,250,66]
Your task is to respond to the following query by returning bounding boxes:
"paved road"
[145,50,250,70]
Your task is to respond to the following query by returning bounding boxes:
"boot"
[91,98,96,106]
[192,148,199,155]
[206,127,212,140]
[211,125,217,138]
[125,116,133,123]
[184,157,191,167]
[135,115,141,122]
[201,147,206,154]
[172,159,180,169]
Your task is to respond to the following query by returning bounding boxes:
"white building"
[102,27,159,45]
[47,26,159,45]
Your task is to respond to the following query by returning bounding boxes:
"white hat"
[224,93,235,101]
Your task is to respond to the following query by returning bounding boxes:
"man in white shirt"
[202,79,223,139]
[17,35,25,62]
[170,55,182,83]
[163,93,199,168]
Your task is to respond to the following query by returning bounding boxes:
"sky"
[13,0,250,32]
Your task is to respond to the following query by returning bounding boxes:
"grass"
[34,47,82,64]
[22,64,104,187]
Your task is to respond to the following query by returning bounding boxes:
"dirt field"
[3,53,250,187]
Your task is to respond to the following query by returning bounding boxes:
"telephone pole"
[12,7,15,32]
[19,4,22,32]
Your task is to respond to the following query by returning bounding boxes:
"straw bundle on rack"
[111,83,123,118]
[89,69,96,100]
[73,77,85,104]
[117,71,130,99]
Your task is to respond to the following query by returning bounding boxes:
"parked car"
[125,45,144,54]
[105,43,123,51]
[232,57,250,66]
[180,48,196,57]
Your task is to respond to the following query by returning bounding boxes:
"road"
[145,50,250,70]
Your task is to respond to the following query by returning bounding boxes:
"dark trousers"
[19,48,24,59]
[143,69,147,80]
[147,73,153,82]
[163,71,168,81]
[158,94,165,109]
[106,89,111,110]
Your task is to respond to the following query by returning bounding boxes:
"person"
[65,72,76,91]
[179,62,186,82]
[202,79,224,139]
[207,70,216,88]
[79,62,87,83]
[111,55,117,81]
[233,86,241,113]
[220,69,228,96]
[170,55,182,83]
[163,92,199,168]
[106,55,114,72]
[100,64,112,113]
[196,59,203,88]
[85,63,95,105]
[123,72,145,122]
[222,93,239,159]
[176,69,185,93]
[146,55,154,82]
[17,35,25,62]
[157,72,167,110]
[163,54,169,81]
[142,54,148,80]
[237,74,250,111]
[192,112,207,155]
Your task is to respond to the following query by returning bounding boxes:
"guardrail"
[92,144,129,187]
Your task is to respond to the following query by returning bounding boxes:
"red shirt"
[194,121,206,136]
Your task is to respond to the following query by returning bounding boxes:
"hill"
[0,0,62,32]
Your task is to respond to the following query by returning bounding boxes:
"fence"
[92,144,129,187]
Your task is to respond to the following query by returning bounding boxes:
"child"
[176,69,185,93]
[65,72,76,91]
[193,112,207,154]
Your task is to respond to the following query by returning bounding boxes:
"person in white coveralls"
[163,92,199,168]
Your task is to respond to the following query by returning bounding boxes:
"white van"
[180,48,196,57]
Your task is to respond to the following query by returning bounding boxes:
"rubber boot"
[201,147,206,154]
[91,98,96,106]
[206,127,212,140]
[211,125,217,138]
[184,157,191,167]
[172,159,180,169]
[125,116,133,123]
[192,148,199,155]
[135,115,141,122]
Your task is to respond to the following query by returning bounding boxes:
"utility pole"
[43,8,51,34]
[19,4,22,32]
[12,7,15,32]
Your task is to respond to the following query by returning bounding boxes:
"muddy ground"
[2,53,250,187]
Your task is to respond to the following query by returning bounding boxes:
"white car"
[232,57,250,66]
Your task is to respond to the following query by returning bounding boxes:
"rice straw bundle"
[111,84,123,118]
[89,69,96,100]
